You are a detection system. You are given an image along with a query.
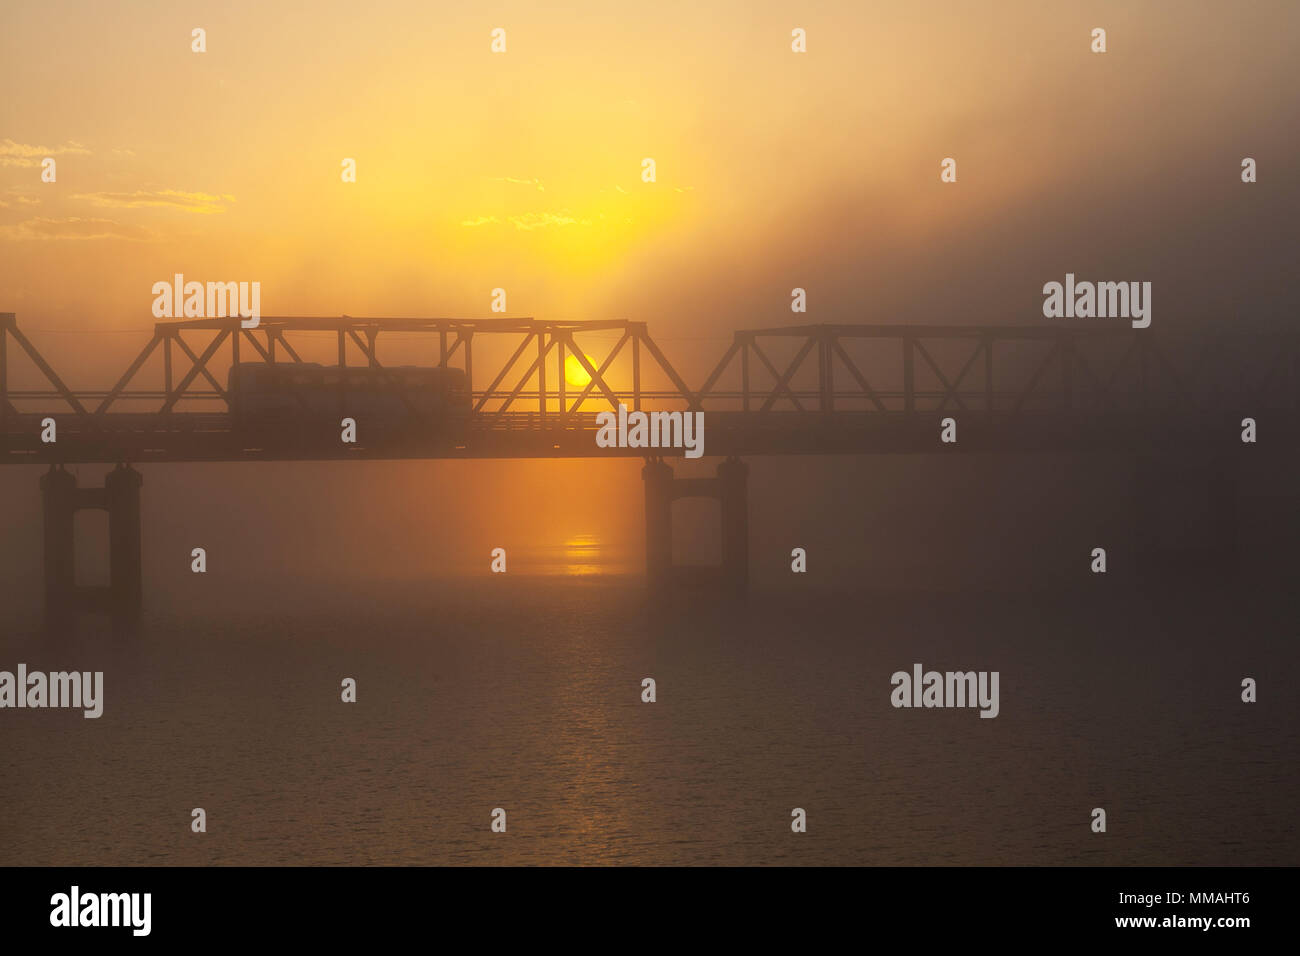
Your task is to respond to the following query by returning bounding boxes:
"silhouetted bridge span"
[3,314,1296,461]
[2,312,1295,614]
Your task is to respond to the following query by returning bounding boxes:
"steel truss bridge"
[1,312,1297,464]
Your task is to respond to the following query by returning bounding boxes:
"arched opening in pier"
[671,496,722,568]
[73,508,110,588]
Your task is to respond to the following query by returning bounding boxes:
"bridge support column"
[39,463,143,623]
[40,465,77,620]
[106,463,144,619]
[718,456,749,594]
[642,458,674,590]
[641,456,750,594]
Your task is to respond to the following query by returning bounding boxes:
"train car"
[227,362,471,439]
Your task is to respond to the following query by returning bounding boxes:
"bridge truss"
[1,312,1296,461]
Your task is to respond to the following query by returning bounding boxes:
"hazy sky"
[0,1,1295,588]
[1,0,1296,389]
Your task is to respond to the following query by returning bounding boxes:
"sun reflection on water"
[563,534,603,576]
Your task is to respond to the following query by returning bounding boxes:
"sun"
[564,353,594,388]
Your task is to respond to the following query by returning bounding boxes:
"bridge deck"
[3,407,1291,463]
[3,315,1295,463]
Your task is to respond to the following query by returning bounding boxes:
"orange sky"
[1,0,1297,389]
[0,1,1296,584]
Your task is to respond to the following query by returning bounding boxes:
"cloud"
[461,210,593,230]
[488,176,544,191]
[0,188,40,208]
[70,188,234,214]
[0,190,41,207]
[0,216,152,240]
[508,211,590,230]
[0,138,91,167]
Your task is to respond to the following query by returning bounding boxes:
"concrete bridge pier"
[105,463,144,617]
[40,463,143,623]
[40,464,77,618]
[642,456,749,594]
[717,457,750,594]
[642,458,675,590]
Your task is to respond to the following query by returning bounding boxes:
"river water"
[2,557,1295,865]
